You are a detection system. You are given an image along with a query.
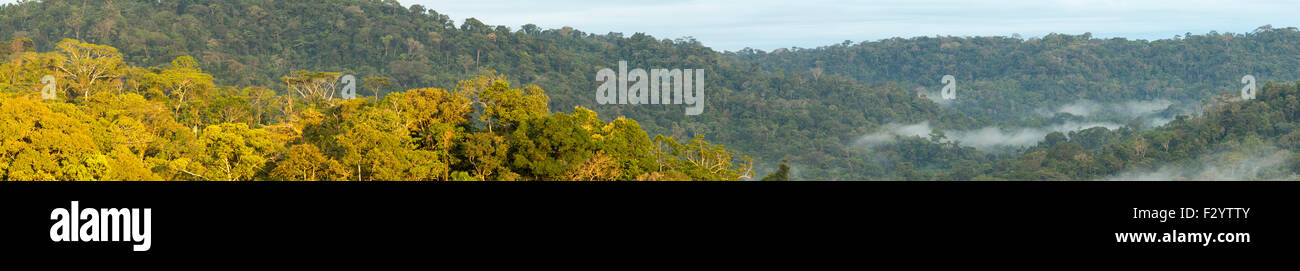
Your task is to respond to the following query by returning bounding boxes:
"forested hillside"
[729,28,1300,120]
[724,28,1300,180]
[0,37,758,181]
[3,0,1300,180]
[884,81,1300,181]
[1,0,969,179]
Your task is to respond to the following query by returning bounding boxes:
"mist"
[915,87,956,106]
[1050,99,1174,118]
[855,121,1121,152]
[1104,145,1296,181]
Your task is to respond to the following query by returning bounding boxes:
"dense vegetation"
[0,0,962,180]
[3,0,1300,180]
[730,27,1300,120]
[726,25,1300,180]
[0,38,754,181]
[889,82,1300,181]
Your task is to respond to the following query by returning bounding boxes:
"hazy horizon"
[2,0,1297,51]
[411,0,1298,51]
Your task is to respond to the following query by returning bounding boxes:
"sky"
[3,0,1297,51]
[415,0,1299,51]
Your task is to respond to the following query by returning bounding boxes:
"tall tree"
[53,39,124,100]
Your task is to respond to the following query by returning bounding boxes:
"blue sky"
[4,0,1297,51]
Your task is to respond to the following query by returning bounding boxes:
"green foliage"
[971,81,1300,180]
[731,29,1300,121]
[0,37,751,181]
[6,1,1300,180]
[53,38,125,100]
[175,122,279,181]
[760,160,791,181]
[0,96,104,180]
[271,144,348,181]
[0,0,956,180]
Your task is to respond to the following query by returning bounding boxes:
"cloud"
[1045,99,1174,118]
[855,122,935,147]
[855,121,1121,152]
[1104,144,1294,181]
[915,87,957,106]
[1042,99,1191,128]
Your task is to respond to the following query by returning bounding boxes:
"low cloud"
[1038,99,1200,129]
[915,87,956,106]
[1104,145,1294,181]
[856,121,1121,152]
[1046,99,1174,118]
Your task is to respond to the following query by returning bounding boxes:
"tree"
[53,39,125,100]
[207,87,252,125]
[361,76,393,101]
[241,86,279,126]
[0,96,105,181]
[508,107,603,180]
[151,56,215,113]
[929,129,947,143]
[592,117,658,179]
[0,37,34,60]
[282,70,342,106]
[106,145,158,181]
[172,123,279,181]
[565,151,621,181]
[760,160,791,181]
[1043,132,1067,147]
[650,134,755,181]
[271,144,349,181]
[306,100,448,181]
[0,50,60,96]
[461,132,514,180]
[388,87,473,148]
[459,72,548,133]
[107,116,154,160]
